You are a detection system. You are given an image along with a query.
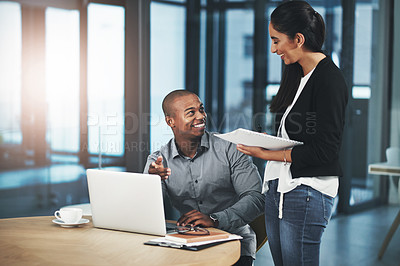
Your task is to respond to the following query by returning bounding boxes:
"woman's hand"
[236,144,269,160]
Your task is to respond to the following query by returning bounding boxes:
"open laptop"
[86,169,174,236]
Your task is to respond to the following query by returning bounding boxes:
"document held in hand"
[215,128,303,150]
[164,231,230,244]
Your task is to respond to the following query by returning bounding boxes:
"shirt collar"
[171,131,210,159]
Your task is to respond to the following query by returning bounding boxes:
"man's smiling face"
[167,94,206,139]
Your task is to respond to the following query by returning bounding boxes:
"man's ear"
[165,116,175,128]
[295,33,305,47]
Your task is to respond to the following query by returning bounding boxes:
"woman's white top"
[262,67,339,219]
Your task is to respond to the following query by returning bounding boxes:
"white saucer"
[52,218,90,228]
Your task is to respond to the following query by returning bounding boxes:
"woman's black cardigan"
[275,57,348,178]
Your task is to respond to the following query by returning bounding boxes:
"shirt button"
[195,180,198,183]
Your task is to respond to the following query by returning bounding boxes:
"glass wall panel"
[353,3,373,87]
[0,2,22,147]
[150,2,185,151]
[45,7,80,155]
[226,0,254,2]
[348,0,380,206]
[199,9,207,102]
[266,5,281,85]
[330,5,343,67]
[265,4,281,134]
[87,3,125,157]
[352,2,372,99]
[157,0,186,3]
[224,9,254,132]
[1,3,88,218]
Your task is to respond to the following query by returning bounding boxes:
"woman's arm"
[290,66,348,168]
[236,144,292,163]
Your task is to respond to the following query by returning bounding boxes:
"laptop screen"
[87,169,167,236]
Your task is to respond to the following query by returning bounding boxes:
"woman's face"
[269,22,301,65]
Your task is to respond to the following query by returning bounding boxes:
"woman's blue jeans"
[265,179,334,266]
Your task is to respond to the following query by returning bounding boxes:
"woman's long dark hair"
[269,1,326,113]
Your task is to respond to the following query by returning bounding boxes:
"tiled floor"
[254,205,400,266]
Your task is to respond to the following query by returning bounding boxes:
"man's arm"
[143,153,171,180]
[211,143,265,232]
[143,152,170,198]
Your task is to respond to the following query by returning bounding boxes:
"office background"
[0,0,399,249]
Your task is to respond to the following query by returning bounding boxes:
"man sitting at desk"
[143,90,265,266]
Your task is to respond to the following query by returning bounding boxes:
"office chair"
[249,214,268,252]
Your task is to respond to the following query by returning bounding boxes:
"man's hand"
[177,210,216,228]
[148,156,171,181]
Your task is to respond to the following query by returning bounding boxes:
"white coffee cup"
[54,208,83,224]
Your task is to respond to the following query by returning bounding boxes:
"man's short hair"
[162,90,197,117]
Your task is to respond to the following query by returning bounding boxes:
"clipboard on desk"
[215,128,303,150]
[144,234,242,251]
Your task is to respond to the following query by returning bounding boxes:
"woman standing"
[237,1,348,265]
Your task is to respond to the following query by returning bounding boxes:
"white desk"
[0,216,240,265]
[368,162,400,259]
[369,163,400,176]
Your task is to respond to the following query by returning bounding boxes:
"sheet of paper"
[215,128,303,150]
